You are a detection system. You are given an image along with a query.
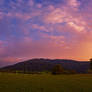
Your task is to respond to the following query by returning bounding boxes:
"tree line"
[52,58,92,75]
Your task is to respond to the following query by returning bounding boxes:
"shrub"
[52,64,64,75]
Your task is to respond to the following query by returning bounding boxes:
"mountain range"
[0,58,90,73]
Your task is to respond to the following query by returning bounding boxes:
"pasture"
[0,73,92,92]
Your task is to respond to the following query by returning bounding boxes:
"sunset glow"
[0,0,92,66]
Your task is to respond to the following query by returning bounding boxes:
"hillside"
[0,58,90,73]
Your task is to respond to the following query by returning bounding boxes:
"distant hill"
[0,58,90,73]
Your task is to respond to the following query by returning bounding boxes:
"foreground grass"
[0,73,92,92]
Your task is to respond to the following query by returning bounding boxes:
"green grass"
[0,73,92,92]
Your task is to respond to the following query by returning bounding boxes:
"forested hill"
[0,58,90,73]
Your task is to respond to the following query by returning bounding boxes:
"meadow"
[0,73,92,92]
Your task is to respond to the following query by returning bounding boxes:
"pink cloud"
[36,3,42,8]
[43,4,88,33]
[44,8,66,24]
[67,0,80,9]
[32,24,48,32]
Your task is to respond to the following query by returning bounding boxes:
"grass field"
[0,73,92,92]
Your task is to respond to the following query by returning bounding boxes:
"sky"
[0,0,92,66]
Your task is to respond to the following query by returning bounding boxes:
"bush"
[52,64,64,75]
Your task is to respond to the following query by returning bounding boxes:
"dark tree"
[52,64,64,74]
[90,58,92,70]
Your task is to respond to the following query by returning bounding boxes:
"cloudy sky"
[0,0,92,66]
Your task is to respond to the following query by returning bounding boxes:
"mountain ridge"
[0,58,90,73]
